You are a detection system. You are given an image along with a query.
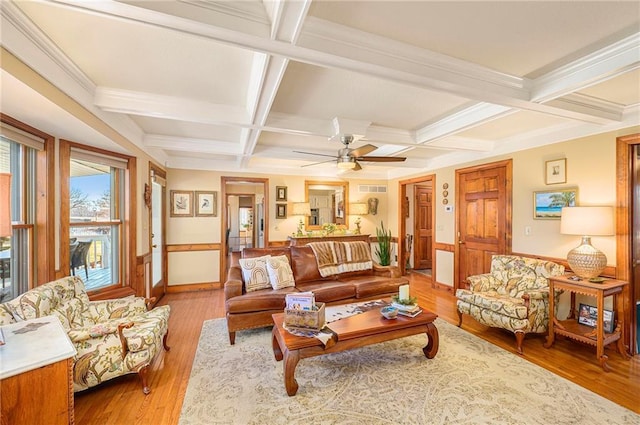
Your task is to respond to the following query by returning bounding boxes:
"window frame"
[60,139,137,299]
[0,113,54,289]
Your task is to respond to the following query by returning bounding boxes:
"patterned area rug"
[179,318,638,425]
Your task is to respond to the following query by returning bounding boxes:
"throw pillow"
[266,255,295,290]
[239,255,272,292]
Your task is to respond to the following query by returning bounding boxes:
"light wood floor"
[74,272,640,424]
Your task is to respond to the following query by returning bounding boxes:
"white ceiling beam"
[144,134,241,155]
[531,32,640,103]
[49,0,620,125]
[240,0,311,166]
[415,103,515,144]
[94,86,250,126]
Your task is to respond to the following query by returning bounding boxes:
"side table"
[544,274,631,371]
[1,316,77,424]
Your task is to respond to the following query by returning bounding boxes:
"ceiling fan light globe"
[337,160,356,170]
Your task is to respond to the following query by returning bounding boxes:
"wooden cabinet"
[288,234,370,246]
[544,275,631,371]
[1,317,76,424]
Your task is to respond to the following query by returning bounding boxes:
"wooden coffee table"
[271,307,439,396]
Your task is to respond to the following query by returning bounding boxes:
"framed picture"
[195,191,217,217]
[578,303,615,333]
[276,186,287,202]
[545,158,567,185]
[276,203,287,219]
[170,190,193,217]
[533,187,578,219]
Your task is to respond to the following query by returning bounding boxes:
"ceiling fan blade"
[349,144,377,158]
[293,150,338,159]
[301,158,336,168]
[357,156,407,162]
[353,161,362,171]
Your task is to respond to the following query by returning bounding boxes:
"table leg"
[272,328,283,361]
[283,349,300,396]
[422,322,439,359]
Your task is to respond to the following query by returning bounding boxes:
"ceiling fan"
[294,135,406,171]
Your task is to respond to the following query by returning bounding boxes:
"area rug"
[179,319,638,425]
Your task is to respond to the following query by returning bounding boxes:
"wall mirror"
[304,180,349,230]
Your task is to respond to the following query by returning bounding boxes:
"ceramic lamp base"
[567,236,607,280]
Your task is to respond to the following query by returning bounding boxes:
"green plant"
[375,221,392,266]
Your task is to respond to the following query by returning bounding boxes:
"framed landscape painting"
[533,187,578,219]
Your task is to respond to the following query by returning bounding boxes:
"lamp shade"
[560,206,614,236]
[350,203,368,215]
[0,173,11,237]
[291,202,311,216]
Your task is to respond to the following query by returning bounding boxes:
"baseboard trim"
[167,282,220,293]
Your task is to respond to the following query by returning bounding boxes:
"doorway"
[148,164,166,303]
[220,177,268,277]
[398,175,435,278]
[455,159,512,291]
[616,133,639,355]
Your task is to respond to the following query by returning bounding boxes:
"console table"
[287,234,370,246]
[543,275,631,371]
[1,316,76,424]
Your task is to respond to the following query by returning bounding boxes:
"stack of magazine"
[391,302,422,318]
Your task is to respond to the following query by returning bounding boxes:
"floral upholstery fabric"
[0,276,170,392]
[456,255,564,336]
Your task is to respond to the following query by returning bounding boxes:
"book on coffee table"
[391,302,420,313]
[397,308,423,318]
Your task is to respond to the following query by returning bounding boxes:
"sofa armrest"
[224,266,244,301]
[372,262,402,278]
[467,273,500,292]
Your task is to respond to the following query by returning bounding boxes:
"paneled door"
[456,160,512,289]
[149,166,166,302]
[414,185,433,270]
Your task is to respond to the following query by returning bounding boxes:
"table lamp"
[292,202,311,236]
[560,206,614,280]
[350,203,368,234]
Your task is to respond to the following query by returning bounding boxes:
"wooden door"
[456,160,512,289]
[414,185,433,269]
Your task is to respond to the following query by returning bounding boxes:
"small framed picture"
[578,303,615,333]
[276,203,287,219]
[276,186,287,202]
[170,190,193,217]
[545,158,567,185]
[533,187,578,219]
[195,191,217,217]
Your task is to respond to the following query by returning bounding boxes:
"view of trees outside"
[69,171,111,222]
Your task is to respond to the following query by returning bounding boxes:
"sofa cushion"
[349,275,408,299]
[456,289,528,320]
[243,247,291,263]
[266,255,296,290]
[226,288,297,314]
[290,246,332,284]
[295,280,356,303]
[239,255,272,292]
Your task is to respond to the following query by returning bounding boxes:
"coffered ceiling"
[1,1,639,179]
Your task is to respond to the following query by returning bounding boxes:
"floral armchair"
[456,255,564,354]
[0,276,170,394]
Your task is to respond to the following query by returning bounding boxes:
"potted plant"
[375,221,392,266]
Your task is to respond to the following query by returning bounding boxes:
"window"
[0,122,45,301]
[65,143,133,292]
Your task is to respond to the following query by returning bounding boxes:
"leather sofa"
[225,245,408,344]
[0,276,170,394]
